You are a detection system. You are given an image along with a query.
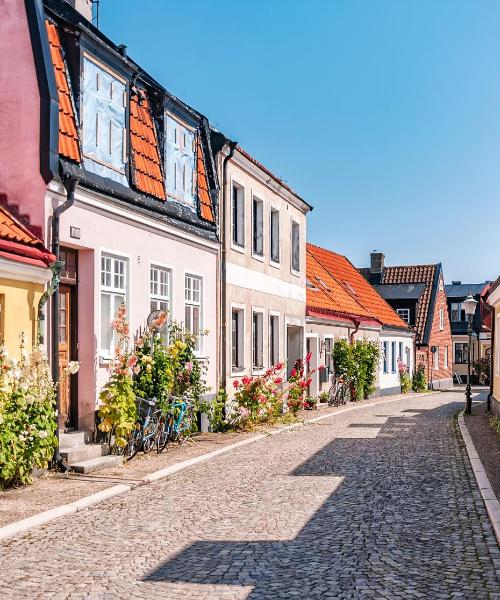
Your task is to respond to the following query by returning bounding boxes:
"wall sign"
[70,226,81,240]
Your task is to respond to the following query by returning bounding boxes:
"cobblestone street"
[1,392,499,599]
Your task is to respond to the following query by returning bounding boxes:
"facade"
[306,244,413,397]
[486,277,500,416]
[0,202,54,355]
[212,141,312,392]
[362,252,453,389]
[7,0,220,433]
[445,281,492,383]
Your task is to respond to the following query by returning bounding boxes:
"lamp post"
[463,293,478,415]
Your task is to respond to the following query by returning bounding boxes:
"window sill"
[252,252,265,263]
[252,367,266,375]
[230,243,246,254]
[269,259,281,269]
[290,268,301,278]
[99,355,112,366]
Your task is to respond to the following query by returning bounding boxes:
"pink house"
[1,0,220,440]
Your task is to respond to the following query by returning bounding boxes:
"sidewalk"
[0,391,436,529]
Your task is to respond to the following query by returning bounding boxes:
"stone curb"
[0,391,439,542]
[458,411,500,547]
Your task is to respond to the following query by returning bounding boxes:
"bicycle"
[155,395,194,452]
[327,375,351,407]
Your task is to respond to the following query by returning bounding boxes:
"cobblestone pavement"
[1,393,499,599]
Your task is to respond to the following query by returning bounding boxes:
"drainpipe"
[349,319,361,344]
[220,141,237,392]
[51,176,79,471]
[485,301,494,412]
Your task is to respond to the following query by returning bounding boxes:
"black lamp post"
[463,292,478,415]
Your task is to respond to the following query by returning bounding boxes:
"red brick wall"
[427,284,453,384]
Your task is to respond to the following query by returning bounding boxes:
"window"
[434,347,439,370]
[451,302,465,322]
[454,343,469,364]
[100,253,127,356]
[391,341,397,373]
[269,314,279,366]
[232,184,245,247]
[444,346,448,369]
[399,341,403,361]
[252,198,264,256]
[270,208,280,263]
[291,221,300,272]
[324,337,333,375]
[383,341,389,374]
[150,265,171,313]
[396,308,410,324]
[439,308,444,330]
[185,274,202,353]
[82,55,127,185]
[165,114,195,208]
[252,311,264,369]
[231,308,244,370]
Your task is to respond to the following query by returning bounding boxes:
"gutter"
[219,141,237,390]
[51,175,79,471]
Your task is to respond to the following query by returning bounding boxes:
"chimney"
[451,280,461,285]
[66,0,93,22]
[370,251,385,284]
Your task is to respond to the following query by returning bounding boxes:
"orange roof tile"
[130,89,166,200]
[307,243,409,329]
[197,137,215,222]
[45,20,81,162]
[381,264,436,340]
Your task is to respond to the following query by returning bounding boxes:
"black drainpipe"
[485,301,494,412]
[51,176,79,471]
[220,141,238,391]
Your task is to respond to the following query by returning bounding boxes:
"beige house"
[486,277,500,416]
[212,140,312,393]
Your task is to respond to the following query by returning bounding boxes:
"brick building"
[361,252,453,389]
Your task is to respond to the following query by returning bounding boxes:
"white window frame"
[439,308,444,330]
[291,219,300,275]
[391,341,397,373]
[231,303,245,374]
[252,307,265,373]
[383,341,389,374]
[269,206,280,266]
[398,341,404,362]
[231,180,245,251]
[252,196,264,260]
[444,346,448,369]
[165,112,196,207]
[451,302,463,322]
[396,308,410,324]
[269,311,280,366]
[184,273,203,355]
[434,346,440,370]
[323,335,334,379]
[454,342,469,365]
[100,250,129,359]
[150,262,172,343]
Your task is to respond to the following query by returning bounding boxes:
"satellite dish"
[146,310,167,332]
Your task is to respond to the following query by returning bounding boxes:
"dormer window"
[165,113,195,208]
[82,54,127,185]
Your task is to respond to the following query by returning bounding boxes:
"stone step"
[60,431,92,449]
[60,444,107,464]
[69,455,123,474]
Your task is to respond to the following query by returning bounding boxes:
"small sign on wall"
[70,226,81,240]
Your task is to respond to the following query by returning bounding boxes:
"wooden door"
[58,284,72,428]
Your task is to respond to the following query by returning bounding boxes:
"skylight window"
[165,114,195,209]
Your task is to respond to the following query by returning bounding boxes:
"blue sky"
[99,0,500,283]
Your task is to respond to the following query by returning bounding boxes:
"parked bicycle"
[328,375,352,407]
[156,395,194,452]
[120,397,160,461]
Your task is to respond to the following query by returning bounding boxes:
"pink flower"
[233,380,240,389]
[242,376,252,385]
[318,364,326,370]
[275,362,284,371]
[274,377,283,385]
[133,365,141,375]
[290,368,297,378]
[185,361,193,373]
[127,355,138,368]
[305,352,312,363]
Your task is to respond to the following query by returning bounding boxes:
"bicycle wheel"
[156,414,172,453]
[142,417,158,453]
[123,425,143,461]
[327,384,336,406]
[176,408,193,444]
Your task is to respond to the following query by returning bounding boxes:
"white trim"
[290,217,301,277]
[269,310,280,366]
[0,258,51,285]
[251,305,265,374]
[269,204,281,267]
[184,271,204,356]
[226,262,305,302]
[229,176,246,253]
[230,303,246,376]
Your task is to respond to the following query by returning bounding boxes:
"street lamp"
[463,292,478,415]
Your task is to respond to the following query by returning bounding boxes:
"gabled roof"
[445,282,489,299]
[45,20,81,163]
[381,264,438,343]
[130,89,165,200]
[0,204,54,268]
[307,244,409,330]
[196,137,214,222]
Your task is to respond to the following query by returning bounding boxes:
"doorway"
[286,325,303,379]
[58,248,78,429]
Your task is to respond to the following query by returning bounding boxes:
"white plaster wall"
[379,333,414,393]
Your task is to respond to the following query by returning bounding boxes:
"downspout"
[485,301,494,412]
[349,319,361,344]
[219,141,238,392]
[51,176,79,471]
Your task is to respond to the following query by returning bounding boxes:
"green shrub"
[473,357,490,385]
[490,416,500,436]
[412,362,427,392]
[333,338,379,400]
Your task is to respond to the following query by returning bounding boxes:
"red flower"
[275,362,284,371]
[233,380,240,389]
[305,352,312,363]
[242,376,252,385]
[290,368,297,378]
[274,377,283,385]
[318,364,326,370]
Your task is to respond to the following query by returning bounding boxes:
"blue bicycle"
[156,395,194,452]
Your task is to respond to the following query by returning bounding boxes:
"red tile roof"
[197,137,215,222]
[381,265,437,341]
[45,20,81,163]
[307,244,409,329]
[130,89,166,200]
[0,204,54,268]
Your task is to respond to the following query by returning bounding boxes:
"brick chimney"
[370,251,385,284]
[66,0,93,22]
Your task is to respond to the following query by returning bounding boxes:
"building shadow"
[143,400,495,598]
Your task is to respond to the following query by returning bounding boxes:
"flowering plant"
[232,363,285,425]
[285,353,324,414]
[397,359,411,393]
[0,336,57,488]
[98,304,137,448]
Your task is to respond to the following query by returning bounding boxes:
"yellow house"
[487,277,500,416]
[0,204,54,356]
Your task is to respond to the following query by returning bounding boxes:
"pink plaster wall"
[0,1,47,231]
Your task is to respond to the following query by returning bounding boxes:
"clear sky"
[98,0,500,284]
